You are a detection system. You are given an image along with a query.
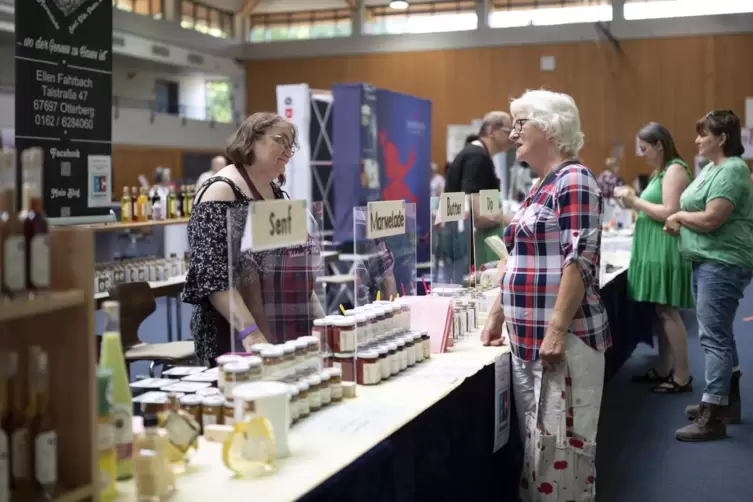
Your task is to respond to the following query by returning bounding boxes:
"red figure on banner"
[379,132,417,203]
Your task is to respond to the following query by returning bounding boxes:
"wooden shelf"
[80,217,189,232]
[54,484,94,502]
[0,289,85,322]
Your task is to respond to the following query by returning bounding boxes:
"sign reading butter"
[244,199,308,251]
[438,192,466,223]
[367,200,407,239]
[478,189,501,217]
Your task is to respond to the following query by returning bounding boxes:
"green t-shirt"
[679,156,753,269]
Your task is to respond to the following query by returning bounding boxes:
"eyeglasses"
[267,134,298,154]
[512,119,530,133]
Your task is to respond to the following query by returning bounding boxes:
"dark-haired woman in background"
[617,123,694,393]
[665,110,753,441]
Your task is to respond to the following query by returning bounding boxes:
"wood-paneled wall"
[111,145,221,191]
[245,33,753,182]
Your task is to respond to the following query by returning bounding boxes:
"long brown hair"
[637,122,683,177]
[225,112,297,186]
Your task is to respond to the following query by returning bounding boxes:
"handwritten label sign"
[15,0,113,218]
[366,200,406,239]
[478,189,501,217]
[438,192,465,223]
[241,199,308,252]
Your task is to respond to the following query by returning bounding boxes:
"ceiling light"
[389,0,409,9]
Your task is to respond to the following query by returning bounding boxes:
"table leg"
[166,296,174,343]
[176,296,183,341]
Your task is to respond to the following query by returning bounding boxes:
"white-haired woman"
[482,90,610,501]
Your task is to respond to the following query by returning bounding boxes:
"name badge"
[438,192,465,223]
[366,200,406,239]
[241,199,308,251]
[478,189,501,217]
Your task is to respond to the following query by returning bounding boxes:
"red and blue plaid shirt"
[501,163,611,361]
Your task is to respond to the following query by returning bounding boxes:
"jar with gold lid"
[201,395,225,429]
[296,381,310,418]
[305,375,323,411]
[179,394,203,426]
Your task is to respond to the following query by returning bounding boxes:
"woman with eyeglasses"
[665,110,753,442]
[182,112,324,364]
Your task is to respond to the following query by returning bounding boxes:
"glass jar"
[281,342,297,373]
[321,352,333,368]
[250,343,273,357]
[386,342,400,376]
[364,310,378,342]
[244,355,263,381]
[290,386,300,424]
[412,332,425,363]
[375,306,389,333]
[331,317,356,353]
[296,381,310,418]
[318,371,332,405]
[402,335,416,367]
[260,347,284,380]
[311,318,330,353]
[333,352,356,382]
[395,339,408,371]
[293,338,309,365]
[223,399,236,426]
[356,350,381,386]
[215,354,243,391]
[223,361,251,398]
[421,330,431,360]
[328,367,343,402]
[377,345,391,380]
[355,314,368,345]
[306,375,323,411]
[179,394,202,426]
[201,395,225,428]
[196,387,221,398]
[306,336,321,359]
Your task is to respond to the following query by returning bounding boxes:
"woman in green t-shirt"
[664,110,753,442]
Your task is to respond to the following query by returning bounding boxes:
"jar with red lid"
[395,339,408,371]
[356,350,381,386]
[331,317,356,353]
[402,335,416,367]
[312,318,331,354]
[333,352,356,382]
[386,342,400,376]
[377,345,391,380]
[355,314,368,345]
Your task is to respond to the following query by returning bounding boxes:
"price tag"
[478,190,501,217]
[438,192,465,223]
[241,199,308,252]
[366,200,406,239]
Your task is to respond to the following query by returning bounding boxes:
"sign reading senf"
[244,199,308,252]
[367,200,406,239]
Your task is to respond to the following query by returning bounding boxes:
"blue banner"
[332,83,363,244]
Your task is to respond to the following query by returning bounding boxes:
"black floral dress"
[181,176,321,364]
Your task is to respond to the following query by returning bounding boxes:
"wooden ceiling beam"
[239,0,262,18]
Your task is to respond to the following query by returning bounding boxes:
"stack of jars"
[213,337,344,427]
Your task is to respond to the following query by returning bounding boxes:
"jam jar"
[356,350,381,386]
[333,352,356,382]
[331,317,357,353]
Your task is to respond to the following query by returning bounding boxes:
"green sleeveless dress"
[627,159,694,308]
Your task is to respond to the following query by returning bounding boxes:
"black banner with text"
[15,0,113,219]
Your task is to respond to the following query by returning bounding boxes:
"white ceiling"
[199,0,437,14]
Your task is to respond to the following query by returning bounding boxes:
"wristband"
[239,324,259,340]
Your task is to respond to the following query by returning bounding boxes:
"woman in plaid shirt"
[481,90,610,501]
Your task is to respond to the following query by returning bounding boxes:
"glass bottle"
[96,368,118,502]
[166,187,176,220]
[9,350,32,496]
[130,187,138,222]
[99,301,134,480]
[120,186,131,223]
[22,148,49,294]
[137,187,149,223]
[185,185,194,217]
[30,347,56,497]
[176,185,185,219]
[151,190,162,221]
[2,150,25,298]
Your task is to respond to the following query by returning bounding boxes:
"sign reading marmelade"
[15,0,113,219]
[367,200,406,239]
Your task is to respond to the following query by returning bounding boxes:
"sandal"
[631,368,672,384]
[652,376,693,394]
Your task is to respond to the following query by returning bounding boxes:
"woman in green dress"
[616,123,695,392]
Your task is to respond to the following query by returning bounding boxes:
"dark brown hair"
[637,122,683,172]
[225,112,297,185]
[696,110,745,158]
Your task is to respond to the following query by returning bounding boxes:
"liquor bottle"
[30,347,56,497]
[151,191,163,221]
[22,149,50,294]
[137,187,149,223]
[166,187,176,220]
[0,351,10,502]
[130,187,138,222]
[1,151,25,298]
[182,185,193,218]
[176,186,185,219]
[96,368,118,501]
[8,351,31,496]
[120,187,131,223]
[99,301,133,480]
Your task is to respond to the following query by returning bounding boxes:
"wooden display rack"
[0,227,96,502]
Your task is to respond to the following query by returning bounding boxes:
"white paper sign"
[241,199,308,252]
[437,192,465,223]
[87,155,112,208]
[493,353,511,453]
[366,200,406,239]
[478,189,501,217]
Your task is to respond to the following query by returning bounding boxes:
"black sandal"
[632,368,672,384]
[652,376,693,394]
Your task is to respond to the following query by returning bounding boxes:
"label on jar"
[406,346,416,366]
[0,428,9,501]
[380,358,391,379]
[330,384,343,401]
[112,404,133,461]
[298,396,310,415]
[362,362,381,385]
[11,428,28,479]
[309,389,322,409]
[3,236,26,292]
[202,413,217,429]
[414,343,424,362]
[30,234,51,288]
[98,422,116,452]
[34,430,57,485]
[339,329,356,352]
[320,386,332,404]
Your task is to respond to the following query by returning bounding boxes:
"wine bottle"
[98,301,133,480]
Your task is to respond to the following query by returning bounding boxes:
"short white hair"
[510,90,584,157]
